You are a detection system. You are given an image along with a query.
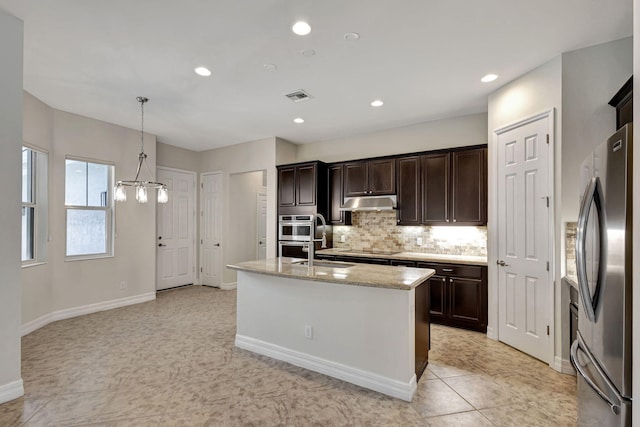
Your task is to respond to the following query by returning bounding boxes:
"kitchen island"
[227,258,435,401]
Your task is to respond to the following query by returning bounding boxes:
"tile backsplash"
[333,211,487,256]
[565,222,577,278]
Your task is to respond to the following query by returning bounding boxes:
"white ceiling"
[0,0,632,152]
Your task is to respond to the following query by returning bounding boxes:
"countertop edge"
[228,261,435,291]
[316,249,488,266]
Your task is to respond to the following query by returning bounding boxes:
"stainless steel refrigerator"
[571,123,633,426]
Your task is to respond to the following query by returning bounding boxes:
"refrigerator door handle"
[576,176,607,322]
[571,333,626,415]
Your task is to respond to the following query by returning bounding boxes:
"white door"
[201,172,223,287]
[496,112,552,362]
[156,168,196,291]
[256,188,267,259]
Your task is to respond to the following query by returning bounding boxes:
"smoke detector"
[284,89,313,103]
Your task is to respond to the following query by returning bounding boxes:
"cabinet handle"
[397,219,400,224]
[446,219,449,223]
[442,268,453,272]
[453,218,457,223]
[442,278,446,282]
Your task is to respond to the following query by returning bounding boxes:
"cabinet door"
[427,275,447,323]
[296,163,317,206]
[415,281,430,380]
[368,159,396,195]
[449,276,485,329]
[278,166,296,207]
[396,156,421,225]
[451,148,486,225]
[343,161,369,197]
[328,165,351,225]
[422,153,450,224]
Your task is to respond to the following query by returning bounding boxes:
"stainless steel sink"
[293,260,355,268]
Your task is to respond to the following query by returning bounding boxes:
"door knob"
[214,243,220,247]
[158,243,166,247]
[497,260,509,267]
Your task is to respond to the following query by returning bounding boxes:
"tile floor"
[0,285,577,426]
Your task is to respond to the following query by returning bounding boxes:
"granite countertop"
[563,274,578,290]
[227,257,435,291]
[316,248,488,266]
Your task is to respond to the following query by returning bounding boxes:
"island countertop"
[227,257,435,290]
[315,248,487,266]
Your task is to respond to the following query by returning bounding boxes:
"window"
[22,146,48,264]
[65,158,114,259]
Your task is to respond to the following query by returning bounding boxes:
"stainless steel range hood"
[339,195,397,211]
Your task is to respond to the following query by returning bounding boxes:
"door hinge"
[200,267,203,273]
[201,183,204,189]
[547,325,550,335]
[545,196,549,207]
[546,261,549,271]
[201,239,203,244]
[546,134,550,144]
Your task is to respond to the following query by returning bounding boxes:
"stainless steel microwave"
[278,215,315,242]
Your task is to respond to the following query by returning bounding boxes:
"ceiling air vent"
[284,89,313,103]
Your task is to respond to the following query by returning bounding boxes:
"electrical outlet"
[304,325,313,339]
[340,235,346,243]
[416,237,423,246]
[119,280,127,290]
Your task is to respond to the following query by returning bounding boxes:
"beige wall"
[199,137,278,285]
[296,113,488,163]
[228,171,265,283]
[487,56,563,361]
[157,142,199,172]
[21,96,158,327]
[0,10,23,402]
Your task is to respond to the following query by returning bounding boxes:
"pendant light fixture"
[114,97,168,204]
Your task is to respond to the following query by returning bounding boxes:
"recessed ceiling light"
[371,99,384,107]
[292,21,311,36]
[301,49,316,57]
[293,117,305,124]
[194,66,212,77]
[263,63,277,71]
[344,32,360,41]
[481,74,498,83]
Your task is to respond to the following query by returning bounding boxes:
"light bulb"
[136,185,148,203]
[114,184,127,202]
[157,186,169,204]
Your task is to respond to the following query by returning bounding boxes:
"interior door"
[496,112,552,362]
[201,172,223,287]
[156,168,196,291]
[256,188,267,259]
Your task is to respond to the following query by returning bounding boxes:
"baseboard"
[554,356,576,375]
[21,292,156,336]
[220,281,237,290]
[486,325,498,340]
[235,334,417,401]
[0,379,24,404]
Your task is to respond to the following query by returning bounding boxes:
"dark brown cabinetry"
[395,146,487,226]
[277,161,328,215]
[450,148,487,225]
[417,262,487,332]
[344,158,395,197]
[609,76,632,130]
[414,281,430,380]
[328,164,351,225]
[396,156,421,225]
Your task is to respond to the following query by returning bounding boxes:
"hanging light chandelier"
[114,97,168,204]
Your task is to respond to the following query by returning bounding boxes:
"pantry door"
[156,168,196,291]
[200,172,223,287]
[495,110,553,363]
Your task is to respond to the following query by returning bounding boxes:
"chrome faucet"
[306,213,328,268]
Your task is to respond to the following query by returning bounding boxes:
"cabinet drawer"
[416,263,483,279]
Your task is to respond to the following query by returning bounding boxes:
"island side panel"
[235,270,416,400]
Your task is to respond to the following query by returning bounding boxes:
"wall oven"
[278,215,315,242]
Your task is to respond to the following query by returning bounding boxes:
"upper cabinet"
[450,148,487,225]
[396,146,487,226]
[328,164,351,225]
[343,158,395,197]
[277,161,328,215]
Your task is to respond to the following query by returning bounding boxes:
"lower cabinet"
[414,281,429,380]
[417,262,487,333]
